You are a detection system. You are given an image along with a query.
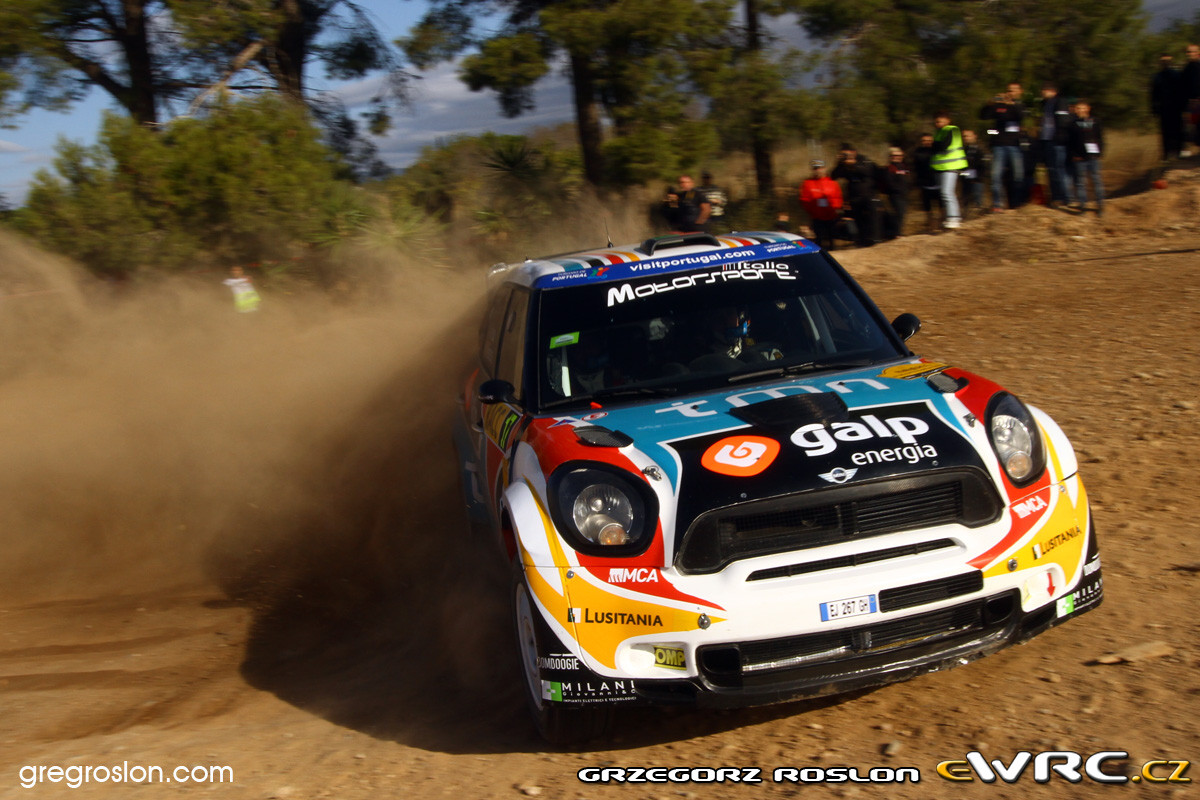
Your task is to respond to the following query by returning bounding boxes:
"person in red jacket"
[800,160,843,250]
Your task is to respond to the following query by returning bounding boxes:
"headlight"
[573,484,634,545]
[549,463,658,556]
[986,393,1046,485]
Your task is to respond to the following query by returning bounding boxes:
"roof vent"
[728,392,849,431]
[639,233,721,255]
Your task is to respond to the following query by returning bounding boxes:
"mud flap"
[1051,510,1103,623]
[526,590,642,707]
[452,415,490,526]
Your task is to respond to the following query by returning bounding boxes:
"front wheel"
[512,561,613,745]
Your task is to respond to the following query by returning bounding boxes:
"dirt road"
[2,172,1198,799]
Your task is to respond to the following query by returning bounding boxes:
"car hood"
[537,361,993,520]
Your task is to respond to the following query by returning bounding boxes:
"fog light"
[597,522,630,546]
[1005,451,1033,480]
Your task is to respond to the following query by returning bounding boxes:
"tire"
[511,561,613,745]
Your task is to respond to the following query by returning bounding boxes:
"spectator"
[832,143,879,247]
[697,172,728,232]
[961,129,987,219]
[799,160,843,250]
[1068,99,1105,215]
[932,112,967,229]
[223,266,261,313]
[879,147,911,239]
[1151,54,1185,160]
[1182,44,1200,155]
[1064,97,1080,189]
[912,133,940,233]
[661,174,712,232]
[981,82,1027,210]
[1037,82,1074,207]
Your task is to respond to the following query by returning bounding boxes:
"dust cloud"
[0,213,655,747]
[0,229,486,607]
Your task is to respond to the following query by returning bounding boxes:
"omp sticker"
[701,435,781,477]
[653,646,687,670]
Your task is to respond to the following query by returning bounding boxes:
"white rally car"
[453,232,1101,743]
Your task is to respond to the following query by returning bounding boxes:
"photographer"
[661,174,711,232]
[980,82,1027,210]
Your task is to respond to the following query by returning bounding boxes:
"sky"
[0,1,576,206]
[0,0,1193,206]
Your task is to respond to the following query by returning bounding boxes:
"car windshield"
[535,252,905,411]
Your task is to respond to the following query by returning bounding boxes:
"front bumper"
[634,586,1071,708]
[531,531,1102,710]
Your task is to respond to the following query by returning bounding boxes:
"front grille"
[878,571,983,612]
[698,592,1018,689]
[747,538,957,581]
[676,471,1001,574]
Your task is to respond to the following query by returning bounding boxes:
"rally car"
[453,231,1101,743]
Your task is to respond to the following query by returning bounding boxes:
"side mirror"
[891,313,921,341]
[478,378,516,405]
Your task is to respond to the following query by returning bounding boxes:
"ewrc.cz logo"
[936,751,1191,784]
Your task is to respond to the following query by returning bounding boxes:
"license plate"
[820,594,878,622]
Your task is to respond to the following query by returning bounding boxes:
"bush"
[18,96,365,277]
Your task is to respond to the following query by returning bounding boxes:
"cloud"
[1145,0,1195,30]
[0,139,29,154]
[332,60,575,170]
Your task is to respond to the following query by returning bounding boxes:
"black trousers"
[848,198,881,246]
[1159,112,1184,159]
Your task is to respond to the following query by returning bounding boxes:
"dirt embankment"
[1,171,1199,799]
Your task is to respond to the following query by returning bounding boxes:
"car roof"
[488,232,820,291]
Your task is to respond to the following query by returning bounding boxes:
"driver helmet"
[706,307,751,358]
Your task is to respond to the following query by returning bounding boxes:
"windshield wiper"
[540,384,679,411]
[592,385,681,401]
[726,358,877,384]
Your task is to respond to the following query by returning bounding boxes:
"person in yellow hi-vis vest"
[932,111,969,230]
[223,266,261,313]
